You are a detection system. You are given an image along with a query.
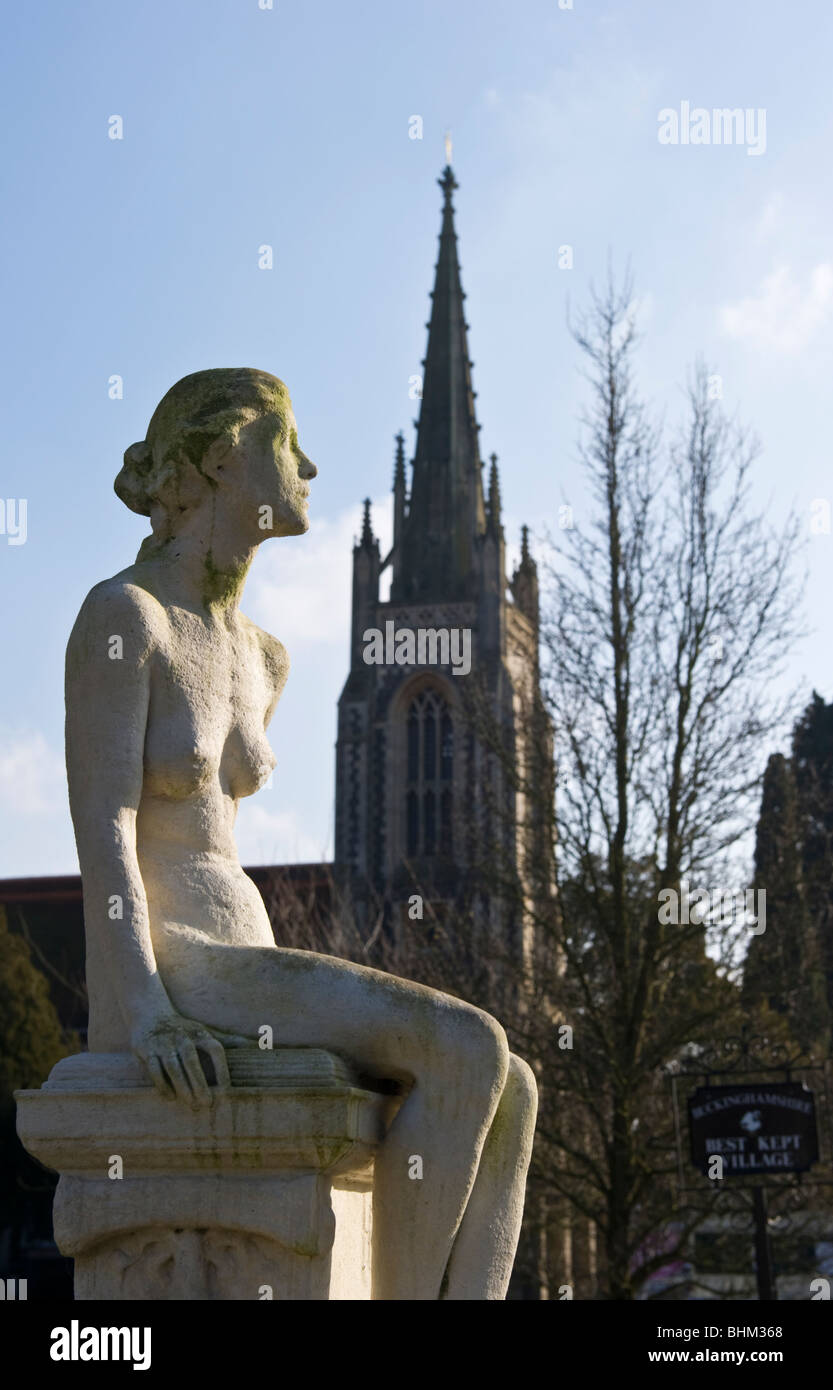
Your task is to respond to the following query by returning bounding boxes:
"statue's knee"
[506,1053,538,1126]
[442,1004,509,1099]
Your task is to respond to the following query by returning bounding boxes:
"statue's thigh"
[159,937,476,1079]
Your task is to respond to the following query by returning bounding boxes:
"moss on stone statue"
[201,548,251,610]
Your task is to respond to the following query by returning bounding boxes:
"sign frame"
[687,1080,819,1179]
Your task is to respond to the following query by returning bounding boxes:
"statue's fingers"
[162,1050,196,1105]
[178,1040,211,1104]
[199,1038,231,1089]
[145,1054,175,1098]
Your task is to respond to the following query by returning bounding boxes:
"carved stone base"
[16,1048,388,1300]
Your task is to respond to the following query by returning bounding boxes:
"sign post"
[751,1186,776,1302]
[687,1080,819,1301]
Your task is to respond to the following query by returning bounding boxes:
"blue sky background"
[1,0,831,876]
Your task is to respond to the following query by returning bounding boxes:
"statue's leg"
[368,1006,509,1299]
[440,1053,538,1299]
[155,938,513,1299]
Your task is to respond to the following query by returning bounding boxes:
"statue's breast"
[220,721,277,799]
[142,717,218,800]
[139,613,278,803]
[141,645,276,803]
[141,715,275,802]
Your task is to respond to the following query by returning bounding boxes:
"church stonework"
[335,164,548,980]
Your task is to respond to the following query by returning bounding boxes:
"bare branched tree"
[537,275,807,1297]
[459,272,808,1298]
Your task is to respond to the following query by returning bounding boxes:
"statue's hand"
[131,1011,231,1106]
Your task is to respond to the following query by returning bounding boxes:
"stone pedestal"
[16,1047,390,1300]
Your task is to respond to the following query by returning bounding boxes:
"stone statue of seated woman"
[63,367,537,1300]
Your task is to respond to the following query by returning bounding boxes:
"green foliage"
[0,905,78,1230]
[743,697,833,1053]
[793,693,833,1027]
[0,906,70,1113]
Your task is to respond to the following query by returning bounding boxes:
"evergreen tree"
[793,692,833,1024]
[0,906,74,1237]
[743,752,828,1050]
[743,697,833,1053]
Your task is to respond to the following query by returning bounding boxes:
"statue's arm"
[66,583,163,1025]
[65,581,229,1104]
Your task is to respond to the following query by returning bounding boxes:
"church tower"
[334,164,548,968]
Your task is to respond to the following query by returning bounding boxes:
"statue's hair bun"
[125,439,152,467]
[114,439,155,516]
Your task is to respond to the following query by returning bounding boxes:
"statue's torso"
[135,589,285,956]
[70,566,291,1048]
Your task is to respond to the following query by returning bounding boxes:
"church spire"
[391,163,486,602]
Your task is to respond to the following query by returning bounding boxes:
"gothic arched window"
[440,711,453,780]
[424,789,436,855]
[404,690,453,857]
[440,788,453,855]
[406,790,419,857]
[407,709,419,783]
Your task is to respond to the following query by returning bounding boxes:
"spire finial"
[361,497,373,544]
[393,432,406,489]
[444,129,453,166]
[487,454,502,530]
[438,161,458,201]
[512,525,539,627]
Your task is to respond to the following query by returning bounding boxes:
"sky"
[1,0,831,877]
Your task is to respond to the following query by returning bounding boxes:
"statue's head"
[115,368,316,559]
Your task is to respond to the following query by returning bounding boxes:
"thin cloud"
[720,263,833,353]
[0,727,77,876]
[0,728,64,816]
[234,804,329,867]
[247,497,392,649]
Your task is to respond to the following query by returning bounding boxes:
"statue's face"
[230,406,317,539]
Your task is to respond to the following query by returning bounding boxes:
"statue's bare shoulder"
[66,570,164,681]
